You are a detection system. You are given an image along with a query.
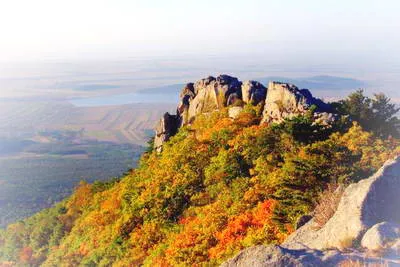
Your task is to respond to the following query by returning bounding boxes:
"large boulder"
[186,75,242,122]
[361,222,400,251]
[153,112,179,152]
[155,75,243,151]
[241,81,267,105]
[177,83,196,126]
[261,81,332,124]
[284,156,400,250]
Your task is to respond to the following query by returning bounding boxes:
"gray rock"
[386,239,400,258]
[220,245,324,267]
[284,156,400,250]
[154,75,243,151]
[241,81,267,105]
[261,81,333,124]
[361,222,400,251]
[187,75,242,121]
[178,83,196,126]
[154,112,179,152]
[219,245,388,267]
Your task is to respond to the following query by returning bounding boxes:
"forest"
[0,90,399,266]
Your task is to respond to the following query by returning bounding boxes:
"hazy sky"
[1,0,399,62]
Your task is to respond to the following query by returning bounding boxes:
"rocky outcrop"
[186,75,242,122]
[241,81,267,105]
[155,75,244,151]
[154,75,336,151]
[154,113,180,152]
[361,222,400,251]
[220,244,396,267]
[222,156,400,266]
[284,156,400,250]
[221,245,338,267]
[261,81,333,124]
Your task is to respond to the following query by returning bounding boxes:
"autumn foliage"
[1,96,399,266]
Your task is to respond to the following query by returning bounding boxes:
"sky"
[0,0,399,62]
[0,0,400,102]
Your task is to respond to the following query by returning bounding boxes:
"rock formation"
[222,156,400,266]
[241,80,267,105]
[153,113,180,152]
[220,244,389,267]
[361,222,400,251]
[261,81,333,124]
[154,75,334,151]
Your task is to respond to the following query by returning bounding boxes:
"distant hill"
[0,101,175,145]
[134,76,365,97]
[257,75,365,90]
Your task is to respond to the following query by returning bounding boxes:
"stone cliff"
[154,75,334,152]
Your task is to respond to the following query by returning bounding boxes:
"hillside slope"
[0,76,399,266]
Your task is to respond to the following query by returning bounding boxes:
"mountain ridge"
[154,75,336,152]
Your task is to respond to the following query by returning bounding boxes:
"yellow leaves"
[196,117,234,142]
[66,181,92,211]
[339,122,373,151]
[338,122,400,171]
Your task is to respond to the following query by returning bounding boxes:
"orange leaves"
[178,216,196,225]
[101,194,121,212]
[209,200,277,259]
[19,246,33,264]
[253,200,275,225]
[196,117,234,142]
[68,181,92,210]
[79,243,89,256]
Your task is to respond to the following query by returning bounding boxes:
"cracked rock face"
[241,80,267,105]
[261,81,333,124]
[177,75,243,125]
[153,112,179,152]
[187,75,242,122]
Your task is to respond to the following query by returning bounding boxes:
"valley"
[0,101,174,228]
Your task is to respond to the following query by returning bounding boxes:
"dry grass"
[314,183,344,229]
[338,236,356,251]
